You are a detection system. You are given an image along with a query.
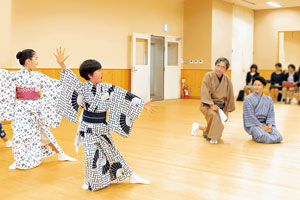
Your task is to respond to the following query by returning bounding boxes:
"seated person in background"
[243,76,282,144]
[244,64,260,96]
[282,64,299,104]
[269,63,285,103]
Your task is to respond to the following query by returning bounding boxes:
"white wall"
[231,5,254,96]
[0,0,11,68]
[211,0,232,69]
[11,0,184,68]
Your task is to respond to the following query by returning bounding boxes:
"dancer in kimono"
[243,76,283,144]
[0,49,76,170]
[55,47,152,191]
[191,57,235,144]
[0,122,12,147]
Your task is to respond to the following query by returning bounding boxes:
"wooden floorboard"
[1,99,300,200]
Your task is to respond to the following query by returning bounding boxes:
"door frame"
[131,33,182,100]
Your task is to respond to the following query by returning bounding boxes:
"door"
[150,36,164,101]
[164,37,181,99]
[131,33,151,101]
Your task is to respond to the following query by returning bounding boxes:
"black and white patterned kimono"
[57,68,144,191]
[0,68,64,169]
[243,92,283,144]
[0,122,7,139]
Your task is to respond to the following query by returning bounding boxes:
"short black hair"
[288,64,296,71]
[16,49,35,66]
[79,59,102,80]
[275,62,282,68]
[250,64,258,72]
[254,76,267,86]
[215,57,230,69]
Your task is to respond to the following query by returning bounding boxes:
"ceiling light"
[266,1,282,8]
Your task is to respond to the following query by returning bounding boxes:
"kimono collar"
[214,71,223,83]
[86,81,98,88]
[86,81,94,87]
[253,91,264,98]
[21,67,31,75]
[83,81,101,109]
[21,67,37,76]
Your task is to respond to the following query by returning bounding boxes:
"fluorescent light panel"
[266,1,282,8]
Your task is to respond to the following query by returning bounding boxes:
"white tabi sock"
[210,139,218,144]
[129,173,150,184]
[9,162,16,170]
[82,183,89,190]
[6,140,12,147]
[58,153,77,162]
[191,123,200,136]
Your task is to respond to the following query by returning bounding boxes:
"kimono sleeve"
[243,98,261,128]
[201,73,214,105]
[56,68,84,123]
[107,86,144,137]
[40,74,62,128]
[224,78,235,113]
[0,69,15,121]
[266,100,275,126]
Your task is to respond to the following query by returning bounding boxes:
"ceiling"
[223,0,300,10]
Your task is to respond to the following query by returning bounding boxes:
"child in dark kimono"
[55,47,152,191]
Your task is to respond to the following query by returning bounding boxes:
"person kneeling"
[243,76,283,144]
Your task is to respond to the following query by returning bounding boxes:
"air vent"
[240,0,256,5]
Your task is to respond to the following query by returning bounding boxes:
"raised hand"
[54,46,69,72]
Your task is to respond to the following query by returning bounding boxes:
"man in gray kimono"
[243,76,283,144]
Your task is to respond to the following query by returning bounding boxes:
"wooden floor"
[1,99,300,200]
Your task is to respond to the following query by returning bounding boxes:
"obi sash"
[16,87,41,100]
[214,102,225,109]
[82,110,107,124]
